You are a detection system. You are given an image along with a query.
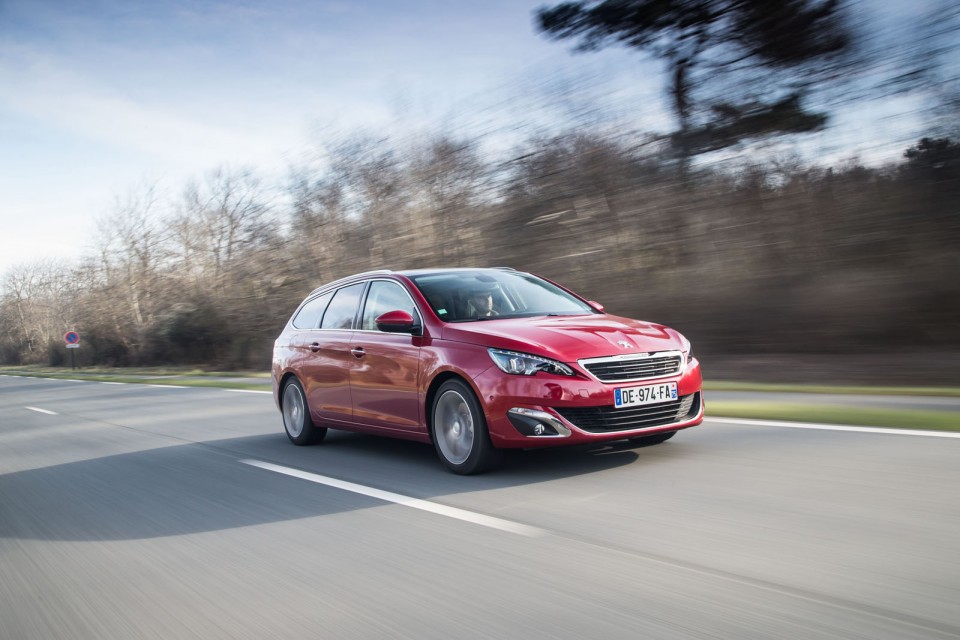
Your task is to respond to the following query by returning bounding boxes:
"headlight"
[488,349,575,376]
[679,335,693,364]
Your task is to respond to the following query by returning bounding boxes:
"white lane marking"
[224,388,272,395]
[25,406,58,415]
[707,417,960,438]
[240,459,545,537]
[99,381,126,385]
[61,379,85,383]
[146,384,189,389]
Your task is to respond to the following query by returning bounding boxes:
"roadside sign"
[64,331,81,369]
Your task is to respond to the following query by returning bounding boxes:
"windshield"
[409,271,597,322]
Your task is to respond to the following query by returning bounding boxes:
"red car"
[273,268,703,474]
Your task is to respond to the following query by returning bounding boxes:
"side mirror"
[587,300,605,313]
[375,310,422,335]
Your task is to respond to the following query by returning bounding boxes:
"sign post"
[64,331,80,370]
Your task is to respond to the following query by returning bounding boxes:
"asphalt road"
[1,375,958,640]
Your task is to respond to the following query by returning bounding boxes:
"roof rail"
[309,269,394,295]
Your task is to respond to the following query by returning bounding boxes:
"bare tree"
[288,168,353,283]
[406,136,489,265]
[90,181,169,356]
[0,259,78,363]
[326,135,407,268]
[174,167,271,290]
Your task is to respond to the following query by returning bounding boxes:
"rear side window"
[291,292,332,329]
[320,282,366,330]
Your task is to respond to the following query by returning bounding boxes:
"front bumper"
[473,358,704,448]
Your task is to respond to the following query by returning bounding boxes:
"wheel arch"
[277,371,301,410]
[424,371,475,442]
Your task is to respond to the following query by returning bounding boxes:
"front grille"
[581,354,682,382]
[554,393,699,434]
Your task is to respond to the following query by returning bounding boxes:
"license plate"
[614,382,678,408]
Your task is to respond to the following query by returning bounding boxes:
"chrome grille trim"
[578,350,684,383]
[554,393,701,434]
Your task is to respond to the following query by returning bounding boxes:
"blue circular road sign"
[64,331,80,345]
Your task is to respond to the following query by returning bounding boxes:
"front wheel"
[281,378,327,445]
[430,379,500,475]
[629,430,676,447]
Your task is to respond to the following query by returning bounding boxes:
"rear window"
[291,292,332,329]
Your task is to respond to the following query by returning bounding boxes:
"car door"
[282,289,333,375]
[349,280,424,431]
[299,282,366,425]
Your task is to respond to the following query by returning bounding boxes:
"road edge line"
[706,417,960,438]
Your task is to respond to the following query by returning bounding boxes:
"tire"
[630,430,676,447]
[281,378,327,445]
[430,379,500,475]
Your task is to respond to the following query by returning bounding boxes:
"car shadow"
[0,429,687,542]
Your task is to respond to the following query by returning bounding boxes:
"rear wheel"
[282,378,327,445]
[630,430,676,447]
[431,379,500,475]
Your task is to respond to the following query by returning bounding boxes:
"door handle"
[350,347,365,358]
[310,343,321,352]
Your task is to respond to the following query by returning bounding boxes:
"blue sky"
[0,0,670,274]
[0,0,946,276]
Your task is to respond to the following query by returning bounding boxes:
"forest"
[1,131,956,371]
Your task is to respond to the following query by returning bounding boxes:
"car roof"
[306,267,520,297]
[395,267,517,278]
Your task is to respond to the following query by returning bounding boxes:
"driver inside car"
[466,287,499,317]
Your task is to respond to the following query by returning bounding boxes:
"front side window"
[320,282,366,330]
[361,281,420,331]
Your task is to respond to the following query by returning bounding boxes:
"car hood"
[439,314,686,362]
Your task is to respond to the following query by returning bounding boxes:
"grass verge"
[2,372,270,391]
[0,365,270,378]
[704,381,960,397]
[707,401,960,432]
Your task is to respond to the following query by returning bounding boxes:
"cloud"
[0,43,297,169]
